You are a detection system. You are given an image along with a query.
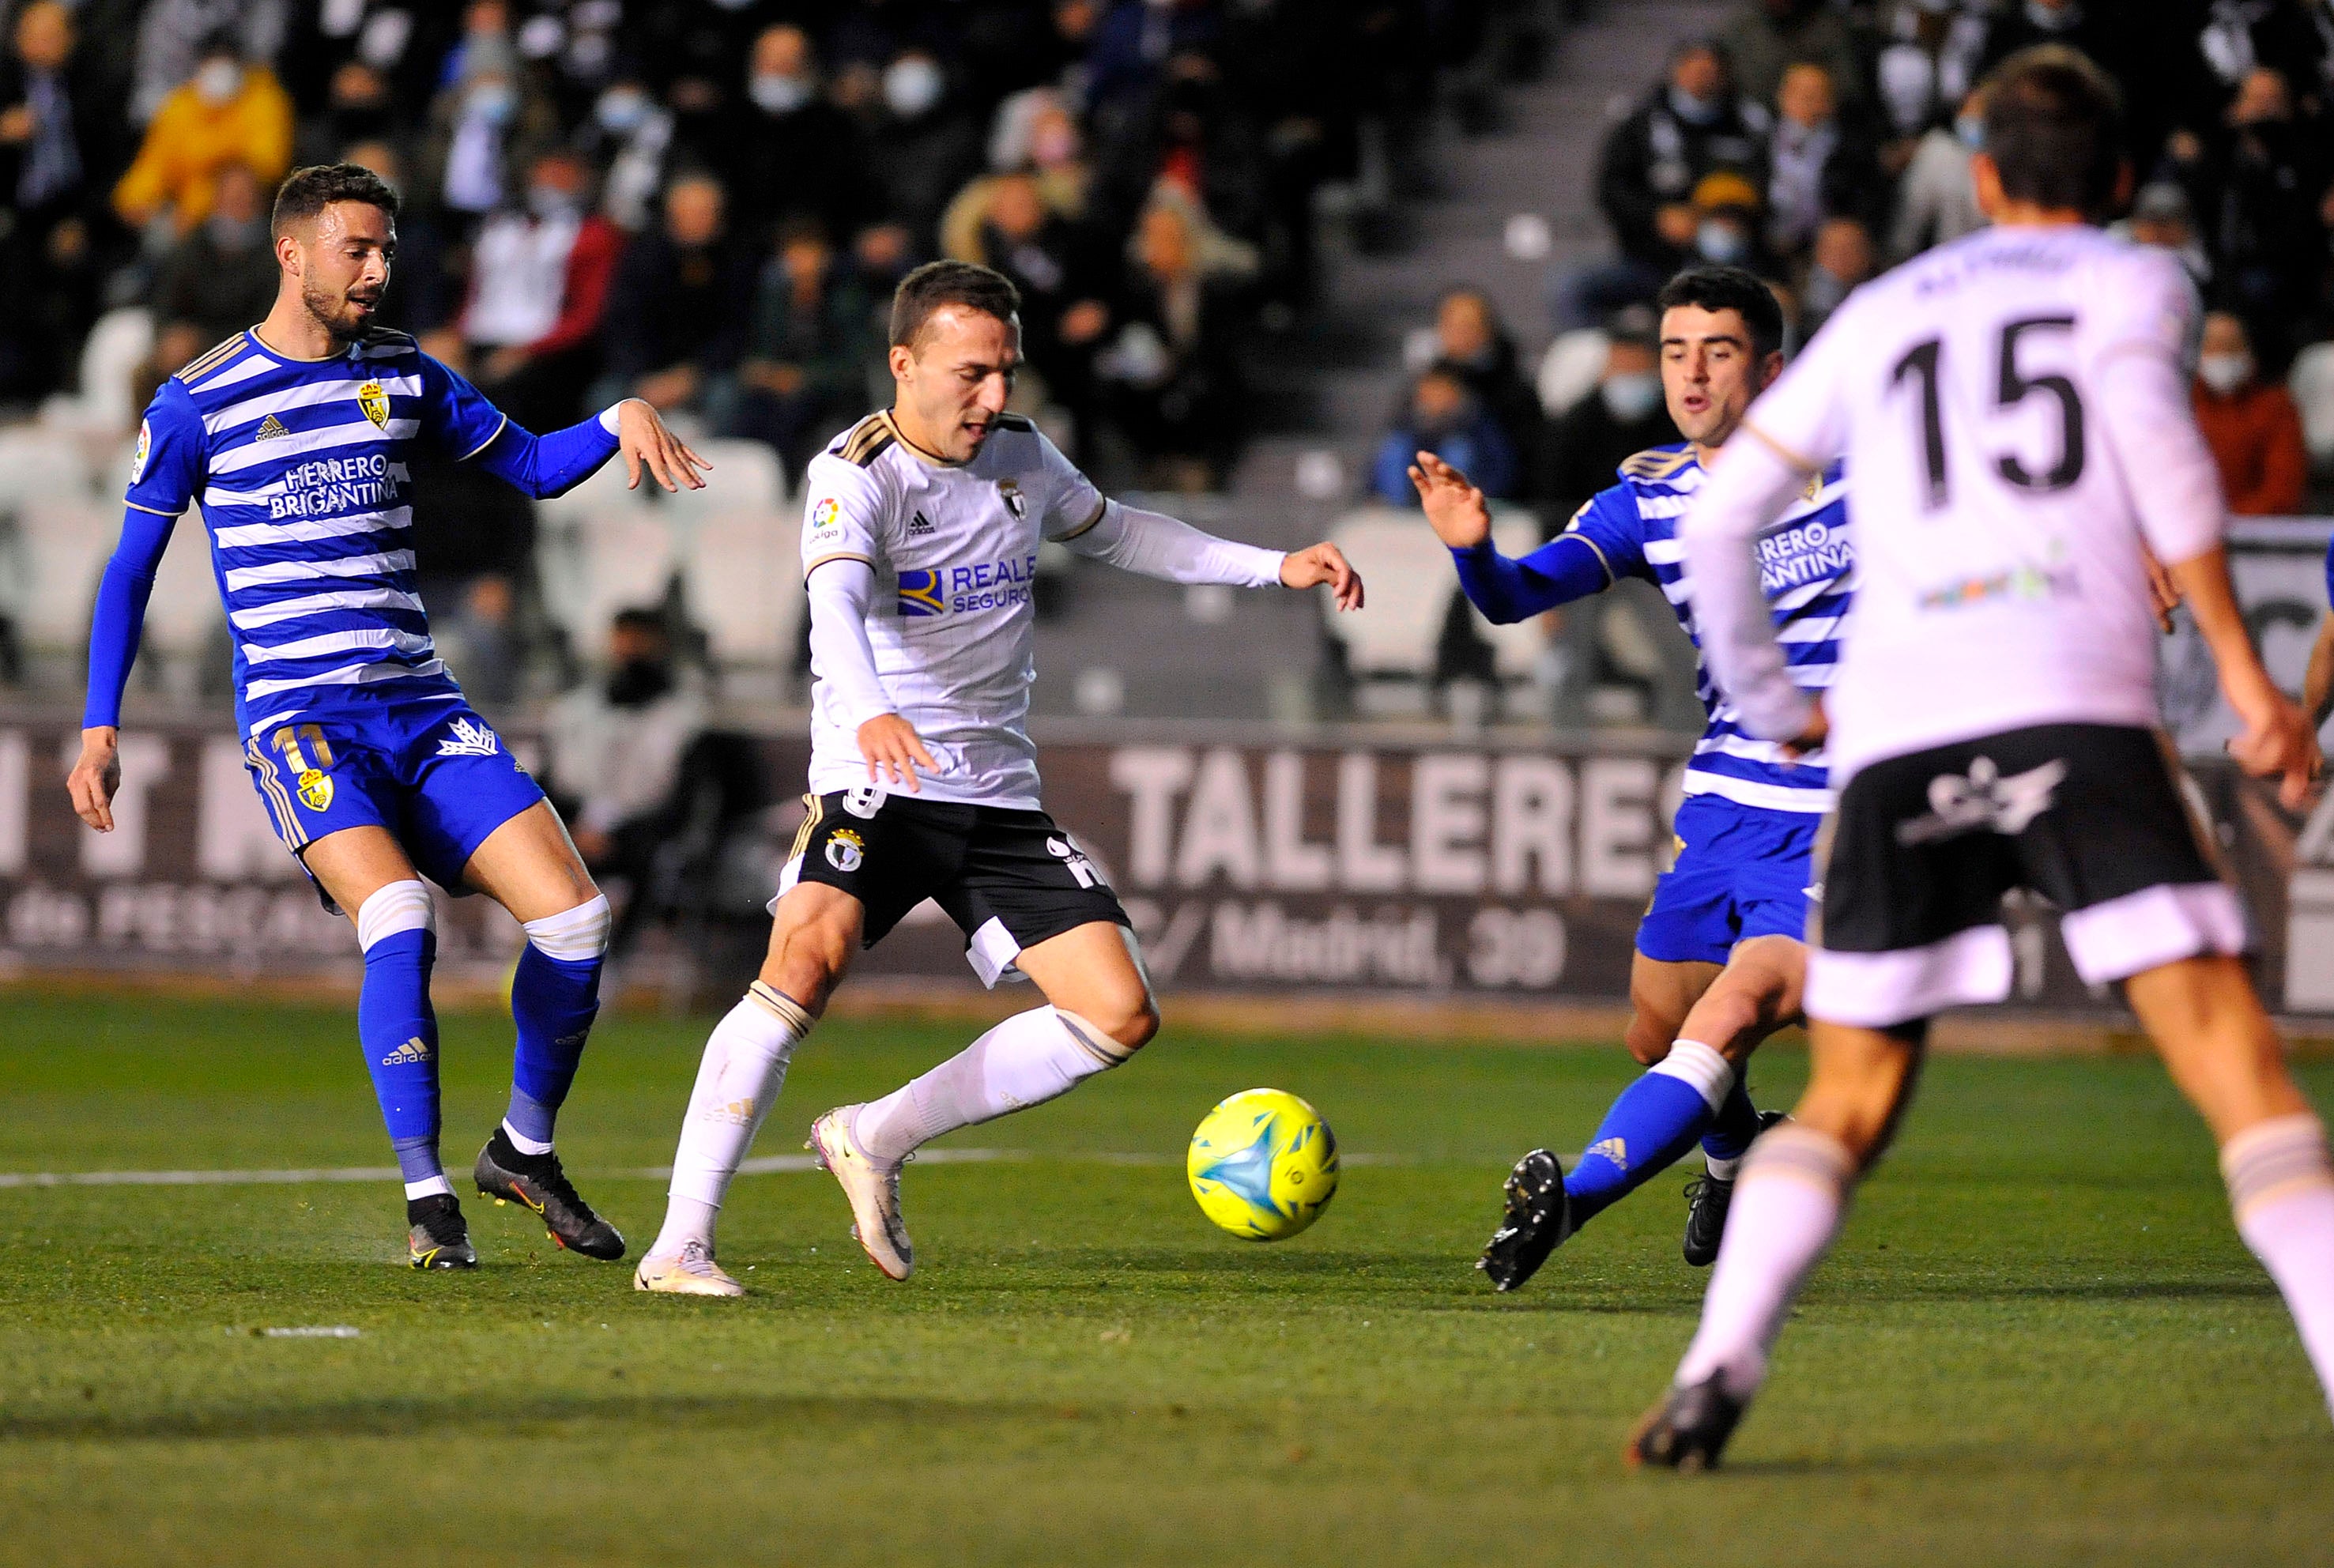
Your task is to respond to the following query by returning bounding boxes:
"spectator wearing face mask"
[1719,0,1868,115]
[1537,306,1679,530]
[601,172,757,422]
[111,35,291,243]
[1891,84,1988,261]
[1373,368,1521,507]
[420,10,558,231]
[1800,216,1876,337]
[730,24,869,248]
[1563,41,1768,328]
[149,159,276,349]
[541,608,711,950]
[1763,62,1887,267]
[1431,288,1539,471]
[2111,181,2212,294]
[952,172,1112,444]
[1684,171,1774,278]
[449,148,624,433]
[2170,66,2330,371]
[726,217,880,479]
[129,0,286,127]
[585,75,677,236]
[2193,311,2309,516]
[865,49,981,251]
[939,86,1092,266]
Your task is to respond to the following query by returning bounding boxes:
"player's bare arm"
[2167,546,2317,806]
[2303,610,2334,739]
[66,726,121,831]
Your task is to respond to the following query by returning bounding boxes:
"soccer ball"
[1186,1088,1340,1240]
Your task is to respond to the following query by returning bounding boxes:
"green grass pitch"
[2,989,2329,1566]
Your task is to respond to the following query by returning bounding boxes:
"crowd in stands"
[1384,0,2334,529]
[0,0,1516,492]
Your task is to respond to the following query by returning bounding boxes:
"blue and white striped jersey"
[123,329,512,739]
[1567,443,1852,812]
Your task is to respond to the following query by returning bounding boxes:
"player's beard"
[301,280,375,346]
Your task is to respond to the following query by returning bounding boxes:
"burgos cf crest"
[358,379,390,431]
[825,827,865,873]
[997,477,1027,519]
[296,767,334,811]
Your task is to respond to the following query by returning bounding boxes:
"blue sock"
[1701,1076,1763,1166]
[354,883,443,1196]
[1563,1040,1733,1227]
[504,899,609,1151]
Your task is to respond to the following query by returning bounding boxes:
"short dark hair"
[1655,265,1784,360]
[271,163,401,239]
[889,259,1020,349]
[1980,44,2123,215]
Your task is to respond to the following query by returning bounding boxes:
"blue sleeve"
[417,350,515,462]
[1450,533,1613,623]
[82,506,177,729]
[471,408,622,499]
[124,379,205,518]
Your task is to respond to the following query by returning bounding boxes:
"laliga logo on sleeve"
[810,497,843,535]
[358,380,390,431]
[130,420,151,482]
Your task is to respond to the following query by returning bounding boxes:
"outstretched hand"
[1408,451,1491,549]
[1282,542,1364,611]
[616,398,712,493]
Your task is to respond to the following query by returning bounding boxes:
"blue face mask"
[468,82,516,126]
[1955,113,1984,151]
[1695,220,1749,264]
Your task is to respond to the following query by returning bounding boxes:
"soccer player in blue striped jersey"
[1414,266,1850,1289]
[65,164,711,1270]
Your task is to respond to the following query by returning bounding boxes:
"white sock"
[854,1007,1130,1164]
[1673,1124,1855,1399]
[2224,1114,2334,1418]
[649,982,813,1257]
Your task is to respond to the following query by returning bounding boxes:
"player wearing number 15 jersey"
[1635,47,2334,1469]
[67,165,712,1271]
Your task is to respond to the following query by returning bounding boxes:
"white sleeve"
[1680,434,1820,741]
[1058,499,1287,586]
[800,455,887,581]
[805,559,896,729]
[2089,251,2225,566]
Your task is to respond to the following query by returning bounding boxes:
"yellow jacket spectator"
[111,40,290,237]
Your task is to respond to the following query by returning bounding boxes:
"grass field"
[1,989,2329,1566]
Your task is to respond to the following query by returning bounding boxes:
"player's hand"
[616,398,712,493]
[1779,695,1829,761]
[2143,546,2181,634]
[1408,451,1491,550]
[2225,675,2316,811]
[67,726,121,833]
[1282,542,1363,611]
[857,713,937,793]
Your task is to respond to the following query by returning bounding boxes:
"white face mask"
[194,59,242,106]
[750,72,813,115]
[595,88,652,133]
[884,58,944,119]
[1955,113,1984,151]
[1600,369,1663,423]
[1695,219,1749,264]
[467,81,517,126]
[2197,352,2253,395]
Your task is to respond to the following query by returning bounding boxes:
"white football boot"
[633,1238,745,1297]
[808,1105,914,1280]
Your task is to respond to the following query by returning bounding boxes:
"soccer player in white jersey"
[634,261,1363,1294]
[1416,268,1846,1288]
[66,165,709,1270]
[1632,48,2334,1468]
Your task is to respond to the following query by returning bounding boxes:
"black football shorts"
[1808,722,2247,1027]
[775,786,1129,986]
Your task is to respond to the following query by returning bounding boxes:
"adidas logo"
[703,1097,756,1126]
[255,415,289,441]
[907,511,936,537]
[380,1037,432,1066]
[434,716,500,758]
[1586,1136,1628,1170]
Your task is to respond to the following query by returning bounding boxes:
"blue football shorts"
[1635,792,1821,967]
[243,699,546,912]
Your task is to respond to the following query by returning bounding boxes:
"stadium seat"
[0,425,96,507]
[1323,505,1544,685]
[684,507,804,667]
[1536,328,1612,416]
[2291,341,2334,471]
[668,439,786,520]
[37,307,153,439]
[143,510,226,685]
[10,498,113,649]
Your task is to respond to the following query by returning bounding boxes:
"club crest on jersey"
[296,767,334,811]
[997,478,1027,519]
[435,716,501,758]
[358,380,390,431]
[897,569,945,617]
[825,827,865,872]
[130,420,150,481]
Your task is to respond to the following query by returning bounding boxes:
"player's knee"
[523,892,612,963]
[1079,989,1159,1057]
[1623,1010,1672,1067]
[355,880,435,954]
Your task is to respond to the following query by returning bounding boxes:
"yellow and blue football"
[1186,1088,1340,1240]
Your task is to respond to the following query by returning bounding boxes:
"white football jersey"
[1736,224,2223,780]
[800,410,1105,808]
